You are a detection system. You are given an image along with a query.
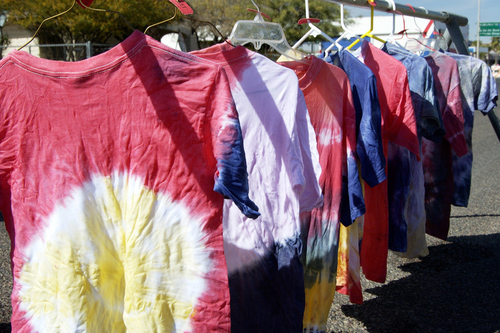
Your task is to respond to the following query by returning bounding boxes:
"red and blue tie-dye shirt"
[354,41,420,283]
[0,31,258,332]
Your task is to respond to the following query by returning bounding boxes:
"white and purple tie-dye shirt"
[0,31,259,332]
[191,43,323,333]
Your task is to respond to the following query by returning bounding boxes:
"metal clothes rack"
[318,0,500,142]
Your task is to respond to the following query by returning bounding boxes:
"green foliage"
[1,0,344,59]
[2,0,178,45]
[490,37,500,52]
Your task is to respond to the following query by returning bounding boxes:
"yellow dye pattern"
[18,173,210,332]
[336,224,349,292]
[302,268,337,333]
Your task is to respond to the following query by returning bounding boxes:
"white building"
[1,23,41,58]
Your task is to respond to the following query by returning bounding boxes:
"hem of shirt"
[390,137,421,161]
[364,170,387,188]
[447,133,468,157]
[341,205,366,227]
[483,99,498,114]
[213,180,260,219]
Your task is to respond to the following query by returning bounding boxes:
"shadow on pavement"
[340,233,500,332]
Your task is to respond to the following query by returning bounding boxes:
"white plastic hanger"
[324,4,362,55]
[228,0,309,63]
[291,0,336,50]
[385,0,397,42]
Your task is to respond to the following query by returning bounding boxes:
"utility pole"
[477,0,480,58]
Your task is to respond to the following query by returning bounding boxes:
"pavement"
[0,84,499,332]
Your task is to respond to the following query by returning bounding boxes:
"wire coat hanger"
[144,8,177,35]
[18,0,77,51]
[78,0,135,31]
[18,0,135,51]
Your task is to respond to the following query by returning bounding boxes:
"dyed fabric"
[445,52,498,207]
[354,40,420,283]
[323,49,385,303]
[423,52,468,240]
[191,44,323,333]
[323,50,386,188]
[382,42,444,256]
[279,56,357,332]
[0,31,260,332]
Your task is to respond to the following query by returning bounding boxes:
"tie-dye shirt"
[323,49,385,304]
[444,52,498,207]
[0,31,259,332]
[354,41,420,283]
[382,42,444,256]
[280,56,358,333]
[423,52,468,240]
[191,44,323,333]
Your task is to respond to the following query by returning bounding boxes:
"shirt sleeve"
[385,69,421,161]
[294,86,324,212]
[358,75,387,187]
[342,78,365,225]
[475,60,498,113]
[208,68,260,219]
[443,68,468,157]
[420,62,446,142]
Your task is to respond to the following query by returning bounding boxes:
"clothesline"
[318,0,500,142]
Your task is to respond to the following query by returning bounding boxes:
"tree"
[0,31,8,59]
[2,0,344,60]
[2,0,179,60]
[490,37,500,65]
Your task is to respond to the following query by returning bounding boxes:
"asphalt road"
[0,83,499,333]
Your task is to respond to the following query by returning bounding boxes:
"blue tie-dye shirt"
[444,52,498,207]
[323,49,386,223]
[382,42,444,253]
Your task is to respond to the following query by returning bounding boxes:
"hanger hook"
[18,0,77,51]
[78,0,135,31]
[387,0,396,12]
[144,8,177,34]
[387,0,396,36]
[250,0,260,13]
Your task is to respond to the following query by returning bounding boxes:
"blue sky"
[346,0,499,43]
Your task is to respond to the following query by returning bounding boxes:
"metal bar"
[317,0,468,26]
[487,110,500,142]
[86,41,93,59]
[445,19,469,55]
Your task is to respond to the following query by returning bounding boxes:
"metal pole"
[317,0,468,26]
[477,0,480,58]
[86,41,93,59]
[446,18,469,55]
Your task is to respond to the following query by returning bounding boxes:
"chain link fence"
[2,41,114,60]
